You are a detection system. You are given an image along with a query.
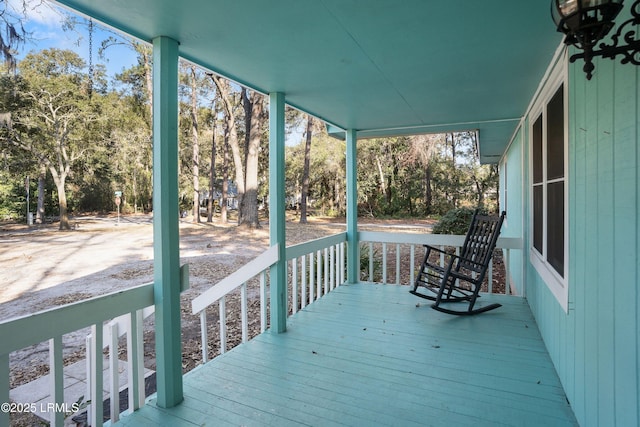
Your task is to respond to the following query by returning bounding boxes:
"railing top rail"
[285,232,347,260]
[191,244,279,315]
[358,230,522,249]
[0,282,154,355]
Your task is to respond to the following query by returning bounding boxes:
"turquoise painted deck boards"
[116,284,577,426]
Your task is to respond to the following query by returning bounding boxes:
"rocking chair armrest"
[422,244,453,257]
[421,245,458,272]
[448,253,485,271]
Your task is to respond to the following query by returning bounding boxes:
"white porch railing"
[191,244,278,363]
[0,266,189,427]
[191,232,348,363]
[1,229,521,427]
[285,232,347,314]
[359,231,523,294]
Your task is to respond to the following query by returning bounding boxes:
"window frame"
[528,59,569,313]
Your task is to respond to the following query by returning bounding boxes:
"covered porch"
[0,1,577,426]
[118,283,576,427]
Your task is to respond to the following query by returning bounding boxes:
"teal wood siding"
[500,128,525,296]
[521,54,639,427]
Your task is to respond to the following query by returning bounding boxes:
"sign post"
[115,191,122,225]
[25,176,31,225]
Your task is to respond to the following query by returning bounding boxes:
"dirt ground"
[0,213,436,391]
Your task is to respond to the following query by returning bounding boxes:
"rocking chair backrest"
[457,210,506,274]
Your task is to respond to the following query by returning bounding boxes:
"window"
[530,75,568,311]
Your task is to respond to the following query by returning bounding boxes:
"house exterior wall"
[505,51,639,427]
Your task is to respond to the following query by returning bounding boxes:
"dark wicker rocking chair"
[410,209,506,315]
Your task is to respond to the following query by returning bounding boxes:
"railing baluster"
[309,252,315,303]
[330,245,335,291]
[368,242,373,281]
[292,259,298,314]
[86,335,92,424]
[241,283,248,343]
[200,310,208,363]
[340,242,345,284]
[260,271,267,332]
[0,353,8,427]
[395,243,401,285]
[410,245,415,286]
[301,255,307,308]
[316,250,322,298]
[90,323,104,427]
[49,335,64,427]
[219,296,227,354]
[128,309,145,411]
[505,248,511,295]
[109,322,120,422]
[488,259,494,293]
[382,243,387,284]
[324,247,329,294]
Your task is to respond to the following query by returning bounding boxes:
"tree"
[406,134,442,214]
[10,49,97,229]
[188,65,201,222]
[211,75,244,221]
[299,115,314,223]
[239,88,265,228]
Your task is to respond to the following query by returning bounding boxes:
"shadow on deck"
[115,283,577,426]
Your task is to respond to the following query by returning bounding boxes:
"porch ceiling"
[53,0,563,163]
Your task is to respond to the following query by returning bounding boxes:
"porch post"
[152,35,183,408]
[269,92,287,333]
[346,129,359,283]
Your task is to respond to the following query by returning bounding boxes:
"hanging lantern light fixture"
[552,0,640,79]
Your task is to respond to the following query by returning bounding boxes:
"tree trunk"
[211,75,245,217]
[50,168,70,230]
[190,67,200,223]
[36,166,45,224]
[449,133,459,208]
[238,90,263,228]
[132,167,138,214]
[300,116,313,224]
[221,124,229,223]
[376,156,386,195]
[207,121,216,223]
[424,164,433,214]
[142,47,153,126]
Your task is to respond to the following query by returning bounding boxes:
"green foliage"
[0,171,22,220]
[432,207,488,235]
[286,132,346,216]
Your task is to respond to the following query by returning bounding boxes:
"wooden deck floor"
[116,283,577,426]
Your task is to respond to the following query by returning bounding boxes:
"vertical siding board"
[596,60,616,427]
[572,62,588,423]
[565,62,576,399]
[612,59,639,427]
[637,59,640,427]
[583,71,601,427]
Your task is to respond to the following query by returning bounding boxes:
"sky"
[8,0,139,79]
